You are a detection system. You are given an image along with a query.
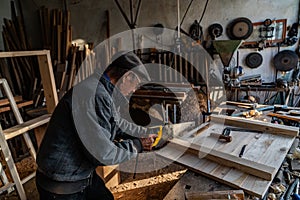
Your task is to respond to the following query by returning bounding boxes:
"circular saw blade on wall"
[273,50,298,71]
[227,17,253,40]
[245,52,263,69]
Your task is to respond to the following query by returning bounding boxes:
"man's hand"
[140,134,157,151]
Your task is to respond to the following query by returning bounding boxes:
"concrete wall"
[0,1,11,49]
[0,0,299,83]
[18,0,299,48]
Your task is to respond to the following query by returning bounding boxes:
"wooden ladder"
[0,78,51,199]
[0,50,58,200]
[0,50,121,199]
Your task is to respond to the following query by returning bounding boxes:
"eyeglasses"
[128,71,141,85]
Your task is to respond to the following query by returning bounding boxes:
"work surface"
[156,109,299,198]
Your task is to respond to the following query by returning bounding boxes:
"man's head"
[104,51,151,96]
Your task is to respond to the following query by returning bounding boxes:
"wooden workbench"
[156,102,299,198]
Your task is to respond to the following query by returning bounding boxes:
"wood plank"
[240,174,270,198]
[155,142,186,161]
[226,101,267,108]
[37,53,59,113]
[185,190,244,200]
[210,165,232,179]
[170,138,275,180]
[0,50,49,58]
[235,133,273,162]
[57,25,62,62]
[256,134,293,168]
[4,114,51,140]
[0,100,33,113]
[176,154,200,168]
[193,157,219,174]
[0,96,22,106]
[187,153,267,197]
[67,46,77,90]
[222,168,248,186]
[215,129,257,156]
[267,112,300,122]
[210,114,299,137]
[188,122,255,155]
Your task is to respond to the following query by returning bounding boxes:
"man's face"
[117,71,141,96]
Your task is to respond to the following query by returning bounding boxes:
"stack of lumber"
[57,44,95,98]
[39,6,71,97]
[39,7,96,98]
[39,6,71,65]
[1,1,37,100]
[1,3,96,103]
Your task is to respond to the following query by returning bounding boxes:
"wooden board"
[267,112,300,122]
[0,50,50,58]
[37,53,58,113]
[210,114,299,137]
[157,119,295,198]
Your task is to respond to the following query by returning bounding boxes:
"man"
[36,51,158,199]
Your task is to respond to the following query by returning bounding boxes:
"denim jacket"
[36,72,149,182]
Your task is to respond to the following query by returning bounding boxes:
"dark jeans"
[36,171,114,200]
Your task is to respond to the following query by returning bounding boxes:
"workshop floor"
[0,156,186,200]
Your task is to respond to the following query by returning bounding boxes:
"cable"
[180,0,194,26]
[198,0,210,23]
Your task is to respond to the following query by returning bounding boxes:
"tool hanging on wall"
[226,17,253,40]
[259,18,275,40]
[285,22,299,46]
[281,0,299,46]
[245,52,263,69]
[189,20,203,42]
[204,23,223,56]
[273,50,298,72]
[187,0,210,44]
[208,23,223,40]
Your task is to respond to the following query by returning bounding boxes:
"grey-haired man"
[36,51,157,199]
